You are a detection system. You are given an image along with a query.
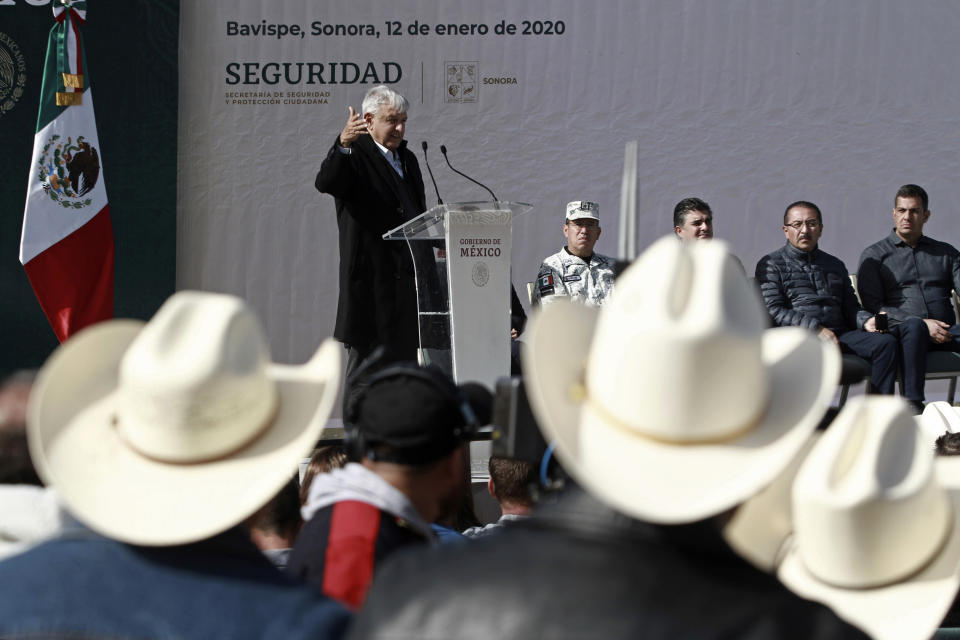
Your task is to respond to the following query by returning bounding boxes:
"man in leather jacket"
[349,483,865,639]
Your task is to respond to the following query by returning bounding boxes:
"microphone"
[439,144,498,202]
[421,141,443,205]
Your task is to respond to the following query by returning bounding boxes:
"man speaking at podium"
[316,85,427,376]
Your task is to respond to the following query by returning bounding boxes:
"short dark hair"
[248,476,301,539]
[783,201,822,225]
[673,197,712,228]
[488,456,537,507]
[895,184,929,211]
[935,431,960,456]
[299,445,348,505]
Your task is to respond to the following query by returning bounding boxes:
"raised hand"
[339,106,368,148]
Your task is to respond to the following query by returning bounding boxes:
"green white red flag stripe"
[20,0,114,342]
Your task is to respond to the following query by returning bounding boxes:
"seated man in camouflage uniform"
[532,201,615,308]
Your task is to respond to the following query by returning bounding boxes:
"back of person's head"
[935,432,960,456]
[488,456,537,508]
[299,445,348,504]
[248,475,302,542]
[26,291,341,546]
[345,363,490,468]
[0,371,40,486]
[920,403,960,456]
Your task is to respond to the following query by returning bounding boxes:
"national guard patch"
[538,272,555,296]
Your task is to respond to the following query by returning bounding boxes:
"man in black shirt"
[858,184,960,406]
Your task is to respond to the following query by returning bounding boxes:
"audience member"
[755,201,902,404]
[288,363,490,609]
[673,196,714,241]
[0,292,351,639]
[673,196,745,272]
[462,456,536,538]
[247,476,302,570]
[0,370,69,561]
[937,432,960,456]
[299,445,349,505]
[430,446,481,544]
[532,200,615,307]
[857,184,960,409]
[349,237,865,639]
[778,396,960,640]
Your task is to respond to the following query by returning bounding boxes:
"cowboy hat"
[522,235,839,524]
[27,291,341,546]
[723,432,820,572]
[778,396,960,640]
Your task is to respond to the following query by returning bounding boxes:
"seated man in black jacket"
[755,201,900,401]
[857,184,960,408]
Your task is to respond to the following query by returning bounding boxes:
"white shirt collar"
[372,138,392,157]
[372,139,403,176]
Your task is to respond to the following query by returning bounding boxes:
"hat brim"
[777,460,960,640]
[523,301,840,524]
[27,320,342,546]
[723,432,821,572]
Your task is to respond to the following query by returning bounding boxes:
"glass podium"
[383,201,532,388]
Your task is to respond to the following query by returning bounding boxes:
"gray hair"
[361,85,409,117]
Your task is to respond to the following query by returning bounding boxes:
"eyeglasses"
[785,220,821,230]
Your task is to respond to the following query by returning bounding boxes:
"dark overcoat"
[316,134,427,359]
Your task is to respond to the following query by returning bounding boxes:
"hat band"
[800,498,955,590]
[114,394,279,465]
[572,380,766,445]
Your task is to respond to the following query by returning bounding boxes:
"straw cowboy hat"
[27,291,341,546]
[522,235,839,524]
[778,396,960,640]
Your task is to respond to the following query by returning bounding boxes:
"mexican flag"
[19,0,114,343]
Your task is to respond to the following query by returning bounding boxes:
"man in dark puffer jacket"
[755,201,898,396]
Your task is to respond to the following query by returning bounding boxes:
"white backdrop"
[178,0,960,387]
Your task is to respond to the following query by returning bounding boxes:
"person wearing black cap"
[287,364,488,610]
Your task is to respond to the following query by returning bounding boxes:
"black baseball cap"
[350,365,493,465]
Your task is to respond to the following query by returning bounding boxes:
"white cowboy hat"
[522,235,839,524]
[27,291,341,546]
[778,396,960,640]
[921,401,960,452]
[723,432,820,572]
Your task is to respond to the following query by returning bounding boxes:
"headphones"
[343,359,480,464]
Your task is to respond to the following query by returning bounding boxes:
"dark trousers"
[887,318,930,402]
[837,329,899,395]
